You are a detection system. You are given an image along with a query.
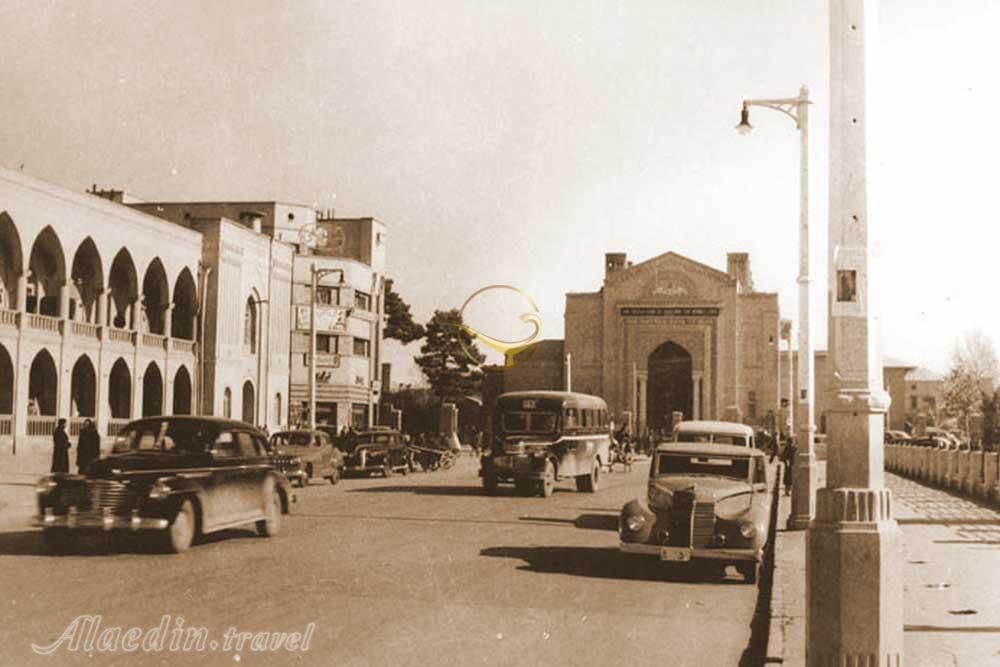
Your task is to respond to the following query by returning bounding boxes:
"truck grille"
[691,501,716,548]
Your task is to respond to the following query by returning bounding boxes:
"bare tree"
[944,330,999,438]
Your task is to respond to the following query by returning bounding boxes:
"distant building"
[490,250,781,434]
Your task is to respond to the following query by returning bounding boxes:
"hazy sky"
[1,0,997,377]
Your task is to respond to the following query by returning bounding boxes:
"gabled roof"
[624,251,735,282]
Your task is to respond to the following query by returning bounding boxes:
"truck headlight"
[625,515,646,532]
[740,522,757,539]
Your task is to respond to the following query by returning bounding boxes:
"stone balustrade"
[885,443,1000,503]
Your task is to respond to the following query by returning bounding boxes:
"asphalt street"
[0,457,760,666]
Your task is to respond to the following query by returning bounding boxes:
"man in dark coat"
[51,419,70,473]
[780,437,798,496]
[76,419,101,474]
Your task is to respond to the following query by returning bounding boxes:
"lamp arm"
[743,95,811,129]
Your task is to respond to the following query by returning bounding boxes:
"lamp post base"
[806,487,903,664]
[787,447,818,530]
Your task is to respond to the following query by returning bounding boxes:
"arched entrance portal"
[28,349,58,415]
[109,358,131,419]
[647,341,692,432]
[0,344,13,414]
[70,355,97,417]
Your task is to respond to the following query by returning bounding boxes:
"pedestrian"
[76,418,101,474]
[51,418,71,474]
[780,437,798,496]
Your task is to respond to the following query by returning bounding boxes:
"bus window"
[565,408,578,428]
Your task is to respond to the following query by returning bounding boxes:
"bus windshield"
[502,412,558,434]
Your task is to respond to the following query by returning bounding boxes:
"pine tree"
[414,309,485,402]
[383,279,425,343]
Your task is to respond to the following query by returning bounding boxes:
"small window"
[234,432,258,457]
[747,391,757,420]
[754,458,767,483]
[353,338,370,357]
[213,431,237,457]
[564,408,578,428]
[354,291,371,311]
[317,334,338,354]
[910,396,917,410]
[837,270,858,302]
[316,286,338,306]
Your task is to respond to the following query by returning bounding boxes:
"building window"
[910,396,917,410]
[316,286,338,306]
[222,388,232,418]
[354,291,371,311]
[353,338,370,357]
[351,403,369,429]
[243,298,257,353]
[317,334,338,354]
[275,393,282,425]
[747,391,757,420]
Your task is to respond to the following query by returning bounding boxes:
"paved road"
[0,457,759,666]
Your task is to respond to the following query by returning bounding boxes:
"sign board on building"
[296,305,349,332]
[619,307,720,317]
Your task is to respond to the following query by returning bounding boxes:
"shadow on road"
[348,485,487,496]
[518,514,618,531]
[0,527,260,557]
[480,545,741,585]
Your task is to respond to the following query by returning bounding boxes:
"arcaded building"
[502,250,781,434]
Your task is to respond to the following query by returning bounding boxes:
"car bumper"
[619,541,762,563]
[35,508,169,532]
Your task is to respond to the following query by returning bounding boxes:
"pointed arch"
[70,237,104,323]
[27,226,66,316]
[108,248,139,329]
[241,380,255,424]
[0,212,23,310]
[171,267,198,340]
[0,343,13,413]
[243,294,258,353]
[28,349,58,415]
[108,357,132,419]
[142,361,163,417]
[172,366,192,415]
[70,354,97,417]
[141,258,170,335]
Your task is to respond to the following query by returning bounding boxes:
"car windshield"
[656,454,750,481]
[271,433,312,448]
[502,412,558,433]
[113,421,217,454]
[675,432,746,446]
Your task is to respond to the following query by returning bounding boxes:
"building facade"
[500,250,781,433]
[130,203,388,432]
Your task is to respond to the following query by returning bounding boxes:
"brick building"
[496,250,781,433]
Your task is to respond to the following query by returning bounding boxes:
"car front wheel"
[256,490,281,537]
[537,461,555,498]
[576,458,600,492]
[167,499,196,553]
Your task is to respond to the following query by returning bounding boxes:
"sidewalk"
[770,469,1000,665]
[0,448,50,531]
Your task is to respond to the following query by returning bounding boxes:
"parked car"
[884,430,912,445]
[673,421,755,448]
[618,441,771,583]
[342,429,410,476]
[34,416,293,553]
[268,430,344,487]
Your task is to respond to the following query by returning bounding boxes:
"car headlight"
[148,478,172,500]
[625,515,646,532]
[35,476,57,495]
[740,522,757,539]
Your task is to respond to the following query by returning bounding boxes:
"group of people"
[50,418,101,475]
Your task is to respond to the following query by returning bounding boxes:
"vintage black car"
[34,416,294,553]
[341,429,410,476]
[268,429,344,487]
[618,442,771,583]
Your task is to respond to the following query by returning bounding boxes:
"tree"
[414,309,485,403]
[383,279,425,343]
[944,330,999,434]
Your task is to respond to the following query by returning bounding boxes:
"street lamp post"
[309,264,345,431]
[737,86,818,529]
[807,0,903,661]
